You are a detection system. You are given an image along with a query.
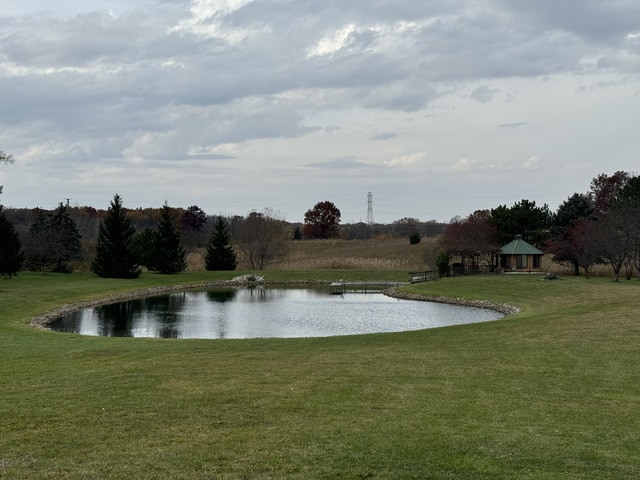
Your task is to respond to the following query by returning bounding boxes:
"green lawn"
[1,271,639,479]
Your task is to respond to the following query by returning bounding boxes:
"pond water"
[48,287,503,339]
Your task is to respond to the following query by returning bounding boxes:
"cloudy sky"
[1,1,639,223]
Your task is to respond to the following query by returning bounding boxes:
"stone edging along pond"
[30,278,521,331]
[383,289,521,317]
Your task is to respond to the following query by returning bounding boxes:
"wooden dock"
[329,281,402,294]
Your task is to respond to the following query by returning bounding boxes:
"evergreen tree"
[132,227,160,271]
[489,199,552,246]
[205,217,238,271]
[91,194,140,278]
[48,203,82,272]
[25,209,53,271]
[155,203,186,274]
[0,205,24,278]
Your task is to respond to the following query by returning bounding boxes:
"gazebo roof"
[500,235,543,255]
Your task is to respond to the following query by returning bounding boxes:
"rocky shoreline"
[30,279,520,331]
[384,288,521,316]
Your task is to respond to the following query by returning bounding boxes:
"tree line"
[6,160,636,281]
[438,171,640,281]
[0,194,241,278]
[0,192,446,278]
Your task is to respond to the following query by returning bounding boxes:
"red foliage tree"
[303,201,341,239]
[589,171,629,216]
[439,210,500,272]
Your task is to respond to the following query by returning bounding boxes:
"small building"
[499,234,544,272]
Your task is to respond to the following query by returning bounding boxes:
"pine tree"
[91,194,140,278]
[0,205,24,278]
[155,203,186,274]
[25,210,53,271]
[205,217,238,271]
[132,227,160,271]
[48,203,82,272]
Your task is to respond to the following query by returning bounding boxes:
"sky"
[1,1,639,224]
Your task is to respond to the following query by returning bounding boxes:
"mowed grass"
[1,271,639,479]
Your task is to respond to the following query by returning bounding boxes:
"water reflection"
[49,287,503,339]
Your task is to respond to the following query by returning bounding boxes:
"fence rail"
[408,270,435,283]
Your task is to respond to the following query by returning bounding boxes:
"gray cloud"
[471,85,499,103]
[1,0,639,222]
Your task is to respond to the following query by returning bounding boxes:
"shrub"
[409,232,421,245]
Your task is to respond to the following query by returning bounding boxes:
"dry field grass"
[186,236,610,276]
[186,236,440,271]
[279,239,626,278]
[275,236,439,270]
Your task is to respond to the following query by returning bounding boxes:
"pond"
[48,287,504,339]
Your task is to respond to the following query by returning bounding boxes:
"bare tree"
[234,208,289,270]
[566,217,602,279]
[593,209,636,282]
[1,150,14,195]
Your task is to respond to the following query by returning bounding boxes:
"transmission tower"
[366,192,374,226]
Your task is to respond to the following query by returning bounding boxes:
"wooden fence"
[408,270,435,283]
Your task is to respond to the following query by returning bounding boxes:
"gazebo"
[499,234,543,272]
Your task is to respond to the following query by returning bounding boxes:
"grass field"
[1,270,639,479]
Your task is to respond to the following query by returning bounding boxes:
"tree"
[562,217,601,279]
[0,150,14,196]
[180,205,208,249]
[547,193,595,275]
[393,217,420,238]
[24,205,83,272]
[440,210,500,272]
[611,176,640,279]
[409,232,421,245]
[91,194,140,278]
[589,171,629,216]
[303,201,341,239]
[154,203,186,274]
[47,203,82,272]
[205,217,238,271]
[181,205,207,232]
[592,209,636,282]
[24,210,53,271]
[553,193,594,231]
[614,175,640,211]
[235,209,288,270]
[490,199,552,246]
[132,227,160,271]
[435,251,451,277]
[0,205,24,278]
